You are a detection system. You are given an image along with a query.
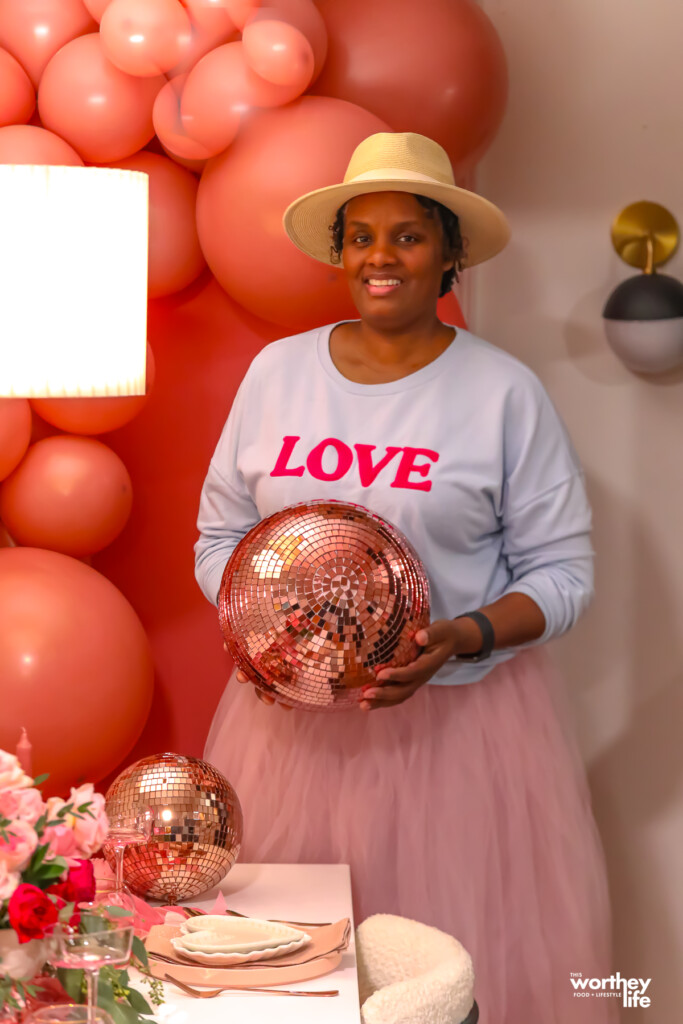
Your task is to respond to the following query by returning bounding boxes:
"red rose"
[8,883,59,943]
[48,859,95,905]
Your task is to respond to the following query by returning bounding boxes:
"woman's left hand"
[360,619,463,711]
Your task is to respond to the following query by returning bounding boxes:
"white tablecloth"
[139,863,361,1024]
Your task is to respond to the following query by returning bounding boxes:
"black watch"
[454,610,495,663]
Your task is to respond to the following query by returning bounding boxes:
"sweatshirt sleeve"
[194,375,261,606]
[499,372,594,642]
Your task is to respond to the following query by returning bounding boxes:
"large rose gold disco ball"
[104,753,243,903]
[219,500,430,711]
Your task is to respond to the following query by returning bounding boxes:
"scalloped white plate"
[171,917,311,965]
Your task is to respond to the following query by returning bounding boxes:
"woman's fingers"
[236,669,249,684]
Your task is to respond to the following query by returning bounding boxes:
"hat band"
[345,167,454,187]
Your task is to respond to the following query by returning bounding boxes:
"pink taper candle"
[16,727,33,777]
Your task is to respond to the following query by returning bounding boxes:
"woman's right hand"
[225,644,292,710]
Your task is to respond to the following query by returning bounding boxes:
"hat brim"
[283,178,510,269]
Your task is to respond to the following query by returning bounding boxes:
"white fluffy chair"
[356,914,477,1024]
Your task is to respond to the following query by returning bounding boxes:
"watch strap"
[454,610,495,662]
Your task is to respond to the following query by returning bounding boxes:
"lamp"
[0,165,148,398]
[602,201,683,375]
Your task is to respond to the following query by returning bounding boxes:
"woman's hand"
[359,619,465,712]
[225,643,293,710]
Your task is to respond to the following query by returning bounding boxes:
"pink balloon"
[100,0,192,77]
[153,73,219,161]
[247,0,326,83]
[112,152,205,296]
[0,400,31,481]
[0,0,97,88]
[181,41,301,152]
[196,95,390,331]
[83,0,112,21]
[0,435,133,557]
[221,0,260,30]
[170,0,238,75]
[0,547,154,797]
[242,18,314,89]
[30,344,156,435]
[0,124,83,164]
[38,33,164,163]
[0,49,35,127]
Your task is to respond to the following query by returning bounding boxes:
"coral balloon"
[242,18,314,89]
[0,49,35,127]
[181,41,303,152]
[0,400,31,481]
[0,124,83,165]
[100,0,192,77]
[247,0,327,83]
[112,154,205,297]
[82,0,111,20]
[0,547,154,797]
[153,73,217,161]
[196,96,389,330]
[30,344,156,435]
[314,0,507,176]
[38,33,164,163]
[0,0,97,88]
[171,0,238,75]
[0,435,133,557]
[222,0,260,30]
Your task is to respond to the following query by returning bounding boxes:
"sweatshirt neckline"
[316,320,463,396]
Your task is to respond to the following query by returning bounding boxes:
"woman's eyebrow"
[345,219,424,230]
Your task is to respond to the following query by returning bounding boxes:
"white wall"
[473,1,683,1019]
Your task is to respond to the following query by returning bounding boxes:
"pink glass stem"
[113,845,125,888]
[85,966,100,1024]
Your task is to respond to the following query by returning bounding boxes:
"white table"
[143,863,361,1024]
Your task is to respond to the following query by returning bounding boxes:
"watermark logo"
[570,973,651,1008]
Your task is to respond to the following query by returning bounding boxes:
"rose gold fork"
[185,906,332,928]
[162,972,339,998]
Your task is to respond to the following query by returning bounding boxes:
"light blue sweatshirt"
[195,323,594,685]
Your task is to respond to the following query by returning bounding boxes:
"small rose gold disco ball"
[218,500,431,711]
[104,753,243,903]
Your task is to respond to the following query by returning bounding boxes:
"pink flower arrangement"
[0,751,108,949]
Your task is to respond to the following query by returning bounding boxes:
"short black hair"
[329,194,467,297]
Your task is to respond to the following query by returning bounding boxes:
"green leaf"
[32,773,49,786]
[102,905,134,918]
[57,968,85,1002]
[127,987,152,1014]
[110,1001,142,1024]
[131,935,149,969]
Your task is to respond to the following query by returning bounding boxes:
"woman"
[195,133,615,1023]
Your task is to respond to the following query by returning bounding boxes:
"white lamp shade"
[0,165,149,398]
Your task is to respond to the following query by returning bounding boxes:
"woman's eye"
[350,234,370,245]
[398,234,418,244]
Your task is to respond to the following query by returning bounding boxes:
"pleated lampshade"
[0,165,148,398]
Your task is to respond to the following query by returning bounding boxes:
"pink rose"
[48,859,95,905]
[0,860,21,900]
[0,787,45,827]
[68,784,108,858]
[0,820,38,872]
[42,821,79,862]
[0,751,33,792]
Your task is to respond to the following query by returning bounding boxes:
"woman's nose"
[365,238,397,265]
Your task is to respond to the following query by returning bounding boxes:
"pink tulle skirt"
[204,648,616,1024]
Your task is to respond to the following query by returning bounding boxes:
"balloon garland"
[0,0,507,791]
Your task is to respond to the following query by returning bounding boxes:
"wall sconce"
[0,165,148,398]
[603,201,683,375]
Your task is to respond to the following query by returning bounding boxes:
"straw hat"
[283,132,510,269]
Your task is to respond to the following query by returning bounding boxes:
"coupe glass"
[44,923,134,1024]
[25,1007,113,1024]
[104,810,153,889]
[80,877,136,922]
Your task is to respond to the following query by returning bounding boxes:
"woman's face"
[340,191,453,330]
